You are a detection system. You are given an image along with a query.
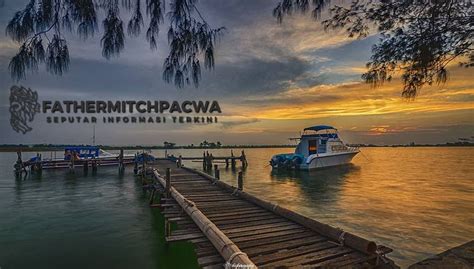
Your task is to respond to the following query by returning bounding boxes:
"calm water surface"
[1,147,473,268]
[164,147,474,268]
[0,151,199,269]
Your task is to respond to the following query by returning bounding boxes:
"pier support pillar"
[202,152,206,170]
[14,151,26,178]
[177,155,182,168]
[92,158,98,173]
[214,165,220,180]
[118,149,124,174]
[238,171,243,191]
[83,160,89,174]
[133,153,138,175]
[241,150,248,168]
[69,155,75,174]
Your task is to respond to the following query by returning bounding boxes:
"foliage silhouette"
[273,0,473,97]
[6,0,224,88]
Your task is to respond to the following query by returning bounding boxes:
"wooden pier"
[166,150,248,171]
[146,159,397,269]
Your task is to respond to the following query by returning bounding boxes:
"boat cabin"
[64,146,100,160]
[294,125,346,157]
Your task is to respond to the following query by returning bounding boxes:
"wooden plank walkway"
[149,159,396,269]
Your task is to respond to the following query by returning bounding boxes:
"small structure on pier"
[13,147,136,176]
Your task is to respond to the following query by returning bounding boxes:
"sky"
[0,0,473,146]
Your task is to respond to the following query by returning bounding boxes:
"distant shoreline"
[0,143,472,152]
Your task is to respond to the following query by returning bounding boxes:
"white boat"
[270,125,359,170]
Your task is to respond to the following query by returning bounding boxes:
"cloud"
[232,65,474,120]
[1,0,473,146]
[220,117,260,129]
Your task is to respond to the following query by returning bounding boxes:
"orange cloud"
[236,66,474,120]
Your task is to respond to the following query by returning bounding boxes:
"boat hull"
[301,151,359,170]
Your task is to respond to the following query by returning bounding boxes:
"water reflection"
[270,164,359,202]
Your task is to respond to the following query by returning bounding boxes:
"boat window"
[318,139,327,153]
[308,140,317,155]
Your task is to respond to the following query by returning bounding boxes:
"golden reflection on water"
[165,147,474,268]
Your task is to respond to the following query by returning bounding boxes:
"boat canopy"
[64,146,100,159]
[303,125,337,132]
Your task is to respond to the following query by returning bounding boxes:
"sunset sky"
[1,0,473,146]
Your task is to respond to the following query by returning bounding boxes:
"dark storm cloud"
[0,0,316,102]
[199,57,312,96]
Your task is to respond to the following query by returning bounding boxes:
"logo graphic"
[9,85,40,134]
[7,85,221,133]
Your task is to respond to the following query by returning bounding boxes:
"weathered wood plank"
[166,233,206,242]
[310,252,373,268]
[202,264,224,269]
[204,208,266,218]
[216,217,291,229]
[230,228,309,243]
[264,245,353,267]
[199,204,259,213]
[221,220,295,234]
[244,235,328,257]
[172,228,202,236]
[238,231,317,250]
[225,223,301,238]
[197,255,224,267]
[212,215,285,226]
[252,241,337,265]
[207,211,275,222]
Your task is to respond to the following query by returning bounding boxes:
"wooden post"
[225,158,229,168]
[142,150,146,178]
[230,150,236,169]
[118,149,124,173]
[214,164,220,179]
[70,153,75,174]
[165,168,171,197]
[208,153,213,171]
[241,150,248,168]
[202,152,206,170]
[83,160,88,173]
[39,154,43,173]
[33,153,42,174]
[14,151,23,177]
[238,171,243,191]
[165,149,168,158]
[133,153,138,175]
[92,158,98,173]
